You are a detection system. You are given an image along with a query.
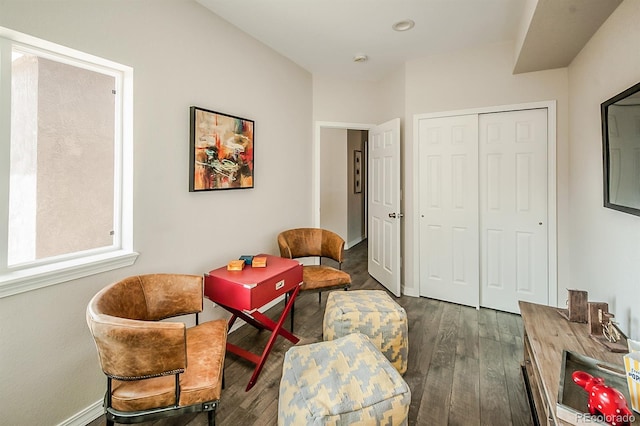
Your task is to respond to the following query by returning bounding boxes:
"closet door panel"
[419,115,479,307]
[479,109,548,313]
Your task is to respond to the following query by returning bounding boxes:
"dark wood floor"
[88,240,533,426]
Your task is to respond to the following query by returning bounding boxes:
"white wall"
[567,0,640,339]
[347,130,365,247]
[0,1,312,424]
[320,128,347,239]
[377,65,407,127]
[318,128,366,248]
[403,41,570,298]
[313,75,383,124]
[514,0,539,61]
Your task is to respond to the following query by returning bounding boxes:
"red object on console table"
[204,254,303,391]
[572,370,633,426]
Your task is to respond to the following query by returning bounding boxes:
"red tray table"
[204,254,302,391]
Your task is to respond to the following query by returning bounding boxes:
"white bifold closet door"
[479,109,548,312]
[419,108,548,313]
[419,114,480,308]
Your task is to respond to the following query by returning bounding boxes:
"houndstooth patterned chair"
[278,333,410,425]
[323,290,408,374]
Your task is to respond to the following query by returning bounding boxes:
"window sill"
[0,250,139,298]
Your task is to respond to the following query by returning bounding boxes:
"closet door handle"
[388,213,404,219]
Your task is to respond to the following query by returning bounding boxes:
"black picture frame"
[354,150,362,193]
[189,106,254,191]
[601,82,640,216]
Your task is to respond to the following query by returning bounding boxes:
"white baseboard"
[345,236,364,250]
[402,285,420,298]
[58,400,103,426]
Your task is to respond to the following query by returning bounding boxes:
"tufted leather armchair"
[277,228,351,331]
[86,274,227,426]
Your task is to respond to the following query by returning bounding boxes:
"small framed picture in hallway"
[354,150,362,193]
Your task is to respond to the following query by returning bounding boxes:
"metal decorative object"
[589,302,609,336]
[600,310,622,343]
[588,307,628,353]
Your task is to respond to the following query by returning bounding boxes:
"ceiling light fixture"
[392,19,415,32]
[353,54,368,63]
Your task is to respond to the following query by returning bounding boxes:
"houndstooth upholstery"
[323,290,408,374]
[278,333,410,426]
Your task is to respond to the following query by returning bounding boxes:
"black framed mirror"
[602,81,640,216]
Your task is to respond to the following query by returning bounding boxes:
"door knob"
[388,213,404,218]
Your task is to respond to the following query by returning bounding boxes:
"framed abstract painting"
[189,106,254,191]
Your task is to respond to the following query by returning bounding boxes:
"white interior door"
[479,109,548,312]
[418,114,480,307]
[368,118,401,297]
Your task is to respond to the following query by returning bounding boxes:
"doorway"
[318,127,367,248]
[314,119,402,297]
[314,122,374,244]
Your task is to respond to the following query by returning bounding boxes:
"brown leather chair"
[86,274,227,426]
[277,228,351,331]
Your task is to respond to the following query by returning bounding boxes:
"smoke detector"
[353,54,368,63]
[392,19,415,32]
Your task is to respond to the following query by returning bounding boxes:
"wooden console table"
[519,301,626,425]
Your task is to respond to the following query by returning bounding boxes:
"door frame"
[313,121,374,228]
[412,100,558,308]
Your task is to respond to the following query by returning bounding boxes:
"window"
[0,27,137,297]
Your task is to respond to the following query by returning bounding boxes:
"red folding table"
[204,254,302,391]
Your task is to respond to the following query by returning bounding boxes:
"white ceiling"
[196,0,622,82]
